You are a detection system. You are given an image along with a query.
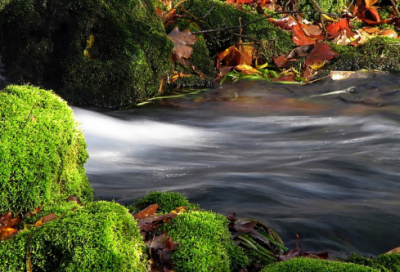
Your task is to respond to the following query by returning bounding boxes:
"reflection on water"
[74,72,400,259]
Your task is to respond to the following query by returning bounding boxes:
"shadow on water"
[73,71,400,259]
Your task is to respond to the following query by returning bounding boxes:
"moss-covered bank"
[0,0,174,108]
[0,85,92,214]
[0,201,147,272]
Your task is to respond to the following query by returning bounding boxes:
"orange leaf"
[0,227,18,241]
[217,46,241,67]
[237,43,258,66]
[364,0,379,8]
[291,25,316,46]
[305,44,338,67]
[326,19,355,39]
[168,27,199,59]
[134,204,159,219]
[234,64,261,75]
[0,211,21,228]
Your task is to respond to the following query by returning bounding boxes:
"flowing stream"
[73,71,400,259]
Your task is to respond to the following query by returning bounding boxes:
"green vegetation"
[262,257,380,272]
[162,210,249,271]
[131,191,199,214]
[347,253,400,271]
[0,201,147,272]
[325,36,400,73]
[175,0,295,60]
[0,0,174,108]
[0,85,92,214]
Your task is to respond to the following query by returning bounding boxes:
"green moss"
[296,0,347,20]
[326,36,400,72]
[347,253,400,271]
[0,201,147,272]
[131,191,199,214]
[174,0,295,60]
[0,85,92,214]
[163,210,249,272]
[0,0,174,108]
[262,257,380,272]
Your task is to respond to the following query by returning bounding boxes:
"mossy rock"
[262,257,380,272]
[0,201,147,272]
[0,0,174,107]
[327,37,400,72]
[131,191,199,214]
[347,252,400,271]
[0,85,93,214]
[171,0,295,60]
[162,210,249,271]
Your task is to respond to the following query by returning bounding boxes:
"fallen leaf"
[34,213,57,227]
[234,64,261,75]
[134,204,159,219]
[305,43,338,67]
[67,196,83,206]
[302,24,322,37]
[273,55,290,68]
[168,27,199,59]
[0,227,18,241]
[0,211,21,227]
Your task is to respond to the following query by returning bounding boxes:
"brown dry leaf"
[168,27,199,59]
[35,213,57,227]
[0,211,22,228]
[134,204,159,219]
[237,43,258,66]
[362,26,380,34]
[273,55,290,68]
[67,196,83,206]
[302,25,322,37]
[386,247,400,254]
[305,43,338,67]
[234,64,261,75]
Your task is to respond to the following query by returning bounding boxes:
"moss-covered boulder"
[162,210,249,271]
[0,85,92,214]
[0,0,174,107]
[262,257,379,272]
[0,201,147,271]
[173,0,295,59]
[131,191,199,214]
[327,37,400,72]
[347,252,400,271]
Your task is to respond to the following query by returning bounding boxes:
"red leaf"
[326,19,355,39]
[273,55,290,68]
[134,204,159,219]
[305,43,338,67]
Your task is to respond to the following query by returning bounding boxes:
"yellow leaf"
[234,64,261,75]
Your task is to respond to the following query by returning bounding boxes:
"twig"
[389,0,400,17]
[192,10,340,34]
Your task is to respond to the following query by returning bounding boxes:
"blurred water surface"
[74,71,400,259]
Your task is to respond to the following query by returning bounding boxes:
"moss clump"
[163,210,249,271]
[295,0,347,20]
[174,0,295,60]
[347,253,400,271]
[262,257,380,272]
[131,191,199,214]
[0,85,92,214]
[0,0,174,108]
[322,36,400,74]
[0,201,147,272]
